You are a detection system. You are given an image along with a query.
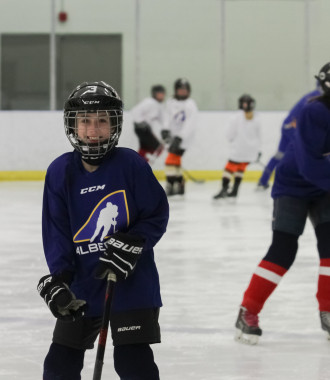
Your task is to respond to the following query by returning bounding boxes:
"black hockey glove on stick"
[94,232,145,281]
[254,152,265,168]
[134,121,152,133]
[161,129,171,143]
[37,273,87,322]
[256,152,262,162]
[169,136,185,156]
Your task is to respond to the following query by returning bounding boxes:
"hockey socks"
[314,222,330,312]
[43,343,84,380]
[114,344,160,380]
[317,259,330,312]
[242,231,298,314]
[242,260,287,315]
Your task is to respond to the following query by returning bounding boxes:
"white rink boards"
[1,180,330,380]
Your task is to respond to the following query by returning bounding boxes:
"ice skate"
[235,306,262,345]
[227,189,238,198]
[320,311,330,339]
[166,181,185,197]
[174,180,185,195]
[166,182,174,196]
[227,177,241,198]
[213,188,228,199]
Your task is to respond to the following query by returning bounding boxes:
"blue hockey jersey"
[272,97,330,198]
[42,148,169,316]
[278,89,321,153]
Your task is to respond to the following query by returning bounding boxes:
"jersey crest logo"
[174,110,186,124]
[73,190,129,243]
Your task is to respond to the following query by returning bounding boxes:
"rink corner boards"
[0,170,265,182]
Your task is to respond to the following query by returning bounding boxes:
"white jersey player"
[131,85,166,161]
[162,78,198,196]
[213,94,262,199]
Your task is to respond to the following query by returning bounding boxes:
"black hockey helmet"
[64,81,123,163]
[315,62,330,95]
[174,78,191,100]
[151,84,165,97]
[238,94,255,112]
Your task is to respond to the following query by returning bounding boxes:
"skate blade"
[235,328,259,345]
[322,329,330,340]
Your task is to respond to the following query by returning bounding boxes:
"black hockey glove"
[94,232,145,281]
[37,273,87,322]
[256,152,262,162]
[169,136,185,156]
[134,121,151,133]
[161,129,171,143]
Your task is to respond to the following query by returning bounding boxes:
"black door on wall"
[1,35,50,110]
[0,34,122,110]
[56,34,122,110]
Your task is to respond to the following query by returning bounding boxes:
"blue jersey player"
[257,87,321,189]
[235,63,330,345]
[37,81,169,379]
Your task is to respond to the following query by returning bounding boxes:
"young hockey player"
[132,85,166,161]
[37,81,169,379]
[213,94,261,199]
[235,63,330,345]
[162,78,198,196]
[257,86,321,189]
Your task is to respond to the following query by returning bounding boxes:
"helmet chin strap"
[81,155,107,166]
[79,138,113,165]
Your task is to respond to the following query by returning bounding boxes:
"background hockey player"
[131,84,166,161]
[162,78,198,196]
[213,94,261,199]
[235,63,330,345]
[257,85,322,189]
[37,81,169,380]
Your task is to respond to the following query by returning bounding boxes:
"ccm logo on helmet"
[106,238,143,254]
[81,100,100,105]
[80,185,105,194]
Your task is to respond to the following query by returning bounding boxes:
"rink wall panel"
[0,111,286,181]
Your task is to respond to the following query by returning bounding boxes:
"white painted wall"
[0,0,328,110]
[0,111,286,172]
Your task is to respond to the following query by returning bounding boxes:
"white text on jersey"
[80,185,106,194]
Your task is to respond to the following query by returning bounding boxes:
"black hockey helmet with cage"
[151,84,165,98]
[64,81,123,164]
[238,94,255,112]
[174,78,191,100]
[174,78,191,92]
[315,63,330,95]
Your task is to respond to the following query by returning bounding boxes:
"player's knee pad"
[43,343,84,380]
[315,222,330,259]
[114,344,159,380]
[263,230,298,270]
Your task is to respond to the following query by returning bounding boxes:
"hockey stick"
[145,144,164,166]
[92,272,117,380]
[183,169,205,184]
[253,158,266,168]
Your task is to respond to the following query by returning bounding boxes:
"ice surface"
[1,180,330,379]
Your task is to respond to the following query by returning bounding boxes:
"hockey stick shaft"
[92,272,117,380]
[183,169,205,184]
[254,159,266,168]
